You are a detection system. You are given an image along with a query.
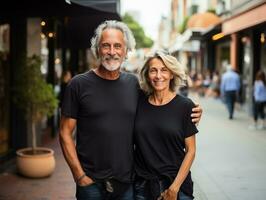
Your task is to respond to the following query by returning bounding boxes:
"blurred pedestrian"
[205,71,220,98]
[202,70,211,96]
[220,64,241,119]
[179,69,193,97]
[193,73,204,97]
[249,70,266,129]
[59,21,203,200]
[134,50,198,200]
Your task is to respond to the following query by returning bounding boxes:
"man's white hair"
[90,20,136,59]
[226,64,233,71]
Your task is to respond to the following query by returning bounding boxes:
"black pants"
[254,101,266,121]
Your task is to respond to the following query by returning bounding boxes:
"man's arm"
[59,115,94,186]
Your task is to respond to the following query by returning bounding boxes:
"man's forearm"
[59,132,85,181]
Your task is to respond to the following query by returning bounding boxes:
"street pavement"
[0,138,75,200]
[0,94,265,200]
[191,94,266,200]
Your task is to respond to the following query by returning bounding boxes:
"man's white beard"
[101,55,122,71]
[102,61,121,71]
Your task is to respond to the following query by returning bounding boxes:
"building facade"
[0,0,121,165]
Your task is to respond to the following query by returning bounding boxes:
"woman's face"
[148,58,173,92]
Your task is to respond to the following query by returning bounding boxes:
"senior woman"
[134,50,198,200]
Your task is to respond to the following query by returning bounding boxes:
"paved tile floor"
[0,138,75,200]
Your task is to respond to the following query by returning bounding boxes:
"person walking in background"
[134,50,198,200]
[193,73,204,97]
[59,20,203,200]
[202,70,211,96]
[179,69,193,97]
[220,64,241,119]
[249,70,266,129]
[205,71,220,98]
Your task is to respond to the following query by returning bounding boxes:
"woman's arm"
[161,135,196,200]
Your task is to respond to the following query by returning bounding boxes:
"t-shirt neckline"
[90,69,121,82]
[147,94,178,107]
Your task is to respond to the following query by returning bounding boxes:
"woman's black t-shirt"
[134,94,198,196]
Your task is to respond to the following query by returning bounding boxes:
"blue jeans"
[76,182,134,200]
[134,178,193,200]
[225,91,237,119]
[179,192,193,200]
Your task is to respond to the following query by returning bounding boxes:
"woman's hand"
[158,187,178,200]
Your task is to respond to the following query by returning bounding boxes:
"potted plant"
[13,55,58,178]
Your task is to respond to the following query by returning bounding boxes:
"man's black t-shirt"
[62,70,139,182]
[134,94,198,196]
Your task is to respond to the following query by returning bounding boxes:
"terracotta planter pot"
[16,147,56,178]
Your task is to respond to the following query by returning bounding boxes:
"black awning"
[64,13,120,49]
[0,0,121,49]
[200,24,222,40]
[68,0,119,13]
[0,0,120,18]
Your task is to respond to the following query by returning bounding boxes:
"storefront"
[0,24,10,160]
[0,0,121,164]
[222,2,266,113]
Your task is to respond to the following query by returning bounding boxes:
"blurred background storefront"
[0,0,121,164]
[1,0,266,166]
[164,0,266,113]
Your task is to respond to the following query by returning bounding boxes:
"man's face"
[98,28,127,71]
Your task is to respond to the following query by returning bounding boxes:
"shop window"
[260,32,266,73]
[0,24,10,157]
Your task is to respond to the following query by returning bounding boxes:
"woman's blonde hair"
[139,50,187,95]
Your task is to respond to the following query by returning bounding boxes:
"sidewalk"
[0,138,75,200]
[190,94,266,200]
[0,95,265,200]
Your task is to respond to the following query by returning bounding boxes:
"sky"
[121,0,171,40]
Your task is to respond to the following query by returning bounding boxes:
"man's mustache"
[102,55,120,61]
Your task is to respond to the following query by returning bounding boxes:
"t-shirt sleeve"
[61,80,79,119]
[183,99,199,138]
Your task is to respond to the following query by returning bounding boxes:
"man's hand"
[77,175,94,186]
[191,103,202,125]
